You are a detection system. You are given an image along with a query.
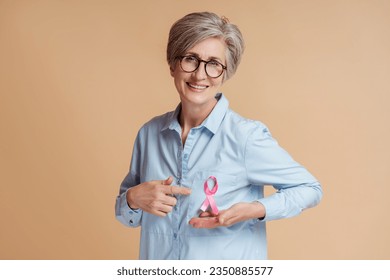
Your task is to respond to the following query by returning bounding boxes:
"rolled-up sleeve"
[244,123,323,222]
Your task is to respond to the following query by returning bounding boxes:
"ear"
[170,66,175,77]
[221,73,227,84]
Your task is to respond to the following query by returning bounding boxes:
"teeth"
[189,83,207,89]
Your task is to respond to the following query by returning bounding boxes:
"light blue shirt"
[115,93,322,259]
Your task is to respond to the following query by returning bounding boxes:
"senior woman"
[115,12,322,260]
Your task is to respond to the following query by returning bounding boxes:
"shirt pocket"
[185,170,255,236]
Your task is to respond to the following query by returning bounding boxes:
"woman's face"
[170,37,226,110]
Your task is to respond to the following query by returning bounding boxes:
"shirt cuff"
[115,190,142,227]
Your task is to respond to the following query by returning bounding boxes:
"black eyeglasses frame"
[177,55,227,78]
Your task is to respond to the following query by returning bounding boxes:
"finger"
[199,211,215,218]
[217,215,228,226]
[189,217,219,228]
[151,210,168,217]
[157,204,174,214]
[147,202,173,216]
[160,195,177,206]
[170,185,192,196]
[217,210,238,226]
[149,177,172,186]
[163,176,173,186]
[161,185,191,195]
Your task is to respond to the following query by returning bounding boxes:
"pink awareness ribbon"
[200,176,219,215]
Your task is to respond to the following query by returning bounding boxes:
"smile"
[187,82,209,90]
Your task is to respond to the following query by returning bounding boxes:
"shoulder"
[139,111,174,131]
[224,109,271,139]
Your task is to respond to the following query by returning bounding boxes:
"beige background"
[1,0,389,259]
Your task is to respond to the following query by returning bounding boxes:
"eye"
[183,56,197,62]
[208,60,221,67]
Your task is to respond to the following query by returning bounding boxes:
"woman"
[115,12,322,259]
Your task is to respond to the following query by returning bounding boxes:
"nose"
[193,61,207,80]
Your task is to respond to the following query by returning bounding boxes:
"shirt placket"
[172,128,198,259]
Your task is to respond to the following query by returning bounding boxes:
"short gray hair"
[167,12,245,81]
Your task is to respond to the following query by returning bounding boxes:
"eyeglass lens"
[180,56,224,78]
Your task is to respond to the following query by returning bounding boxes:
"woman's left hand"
[189,201,266,229]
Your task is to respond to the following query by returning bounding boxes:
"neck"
[179,99,217,144]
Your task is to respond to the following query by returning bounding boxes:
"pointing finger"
[168,185,192,196]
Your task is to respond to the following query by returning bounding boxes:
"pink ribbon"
[200,176,219,215]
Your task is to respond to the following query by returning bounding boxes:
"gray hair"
[167,12,245,81]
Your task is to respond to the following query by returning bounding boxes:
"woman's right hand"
[126,176,191,217]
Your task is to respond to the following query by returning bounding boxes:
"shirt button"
[191,130,196,135]
[173,233,177,239]
[184,154,188,159]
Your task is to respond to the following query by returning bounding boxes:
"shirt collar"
[161,93,229,135]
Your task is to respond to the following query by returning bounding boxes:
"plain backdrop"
[1,0,389,259]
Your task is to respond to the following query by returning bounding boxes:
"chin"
[183,92,216,104]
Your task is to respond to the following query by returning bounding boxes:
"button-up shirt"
[115,93,322,259]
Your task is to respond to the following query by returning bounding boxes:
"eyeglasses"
[178,55,227,78]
